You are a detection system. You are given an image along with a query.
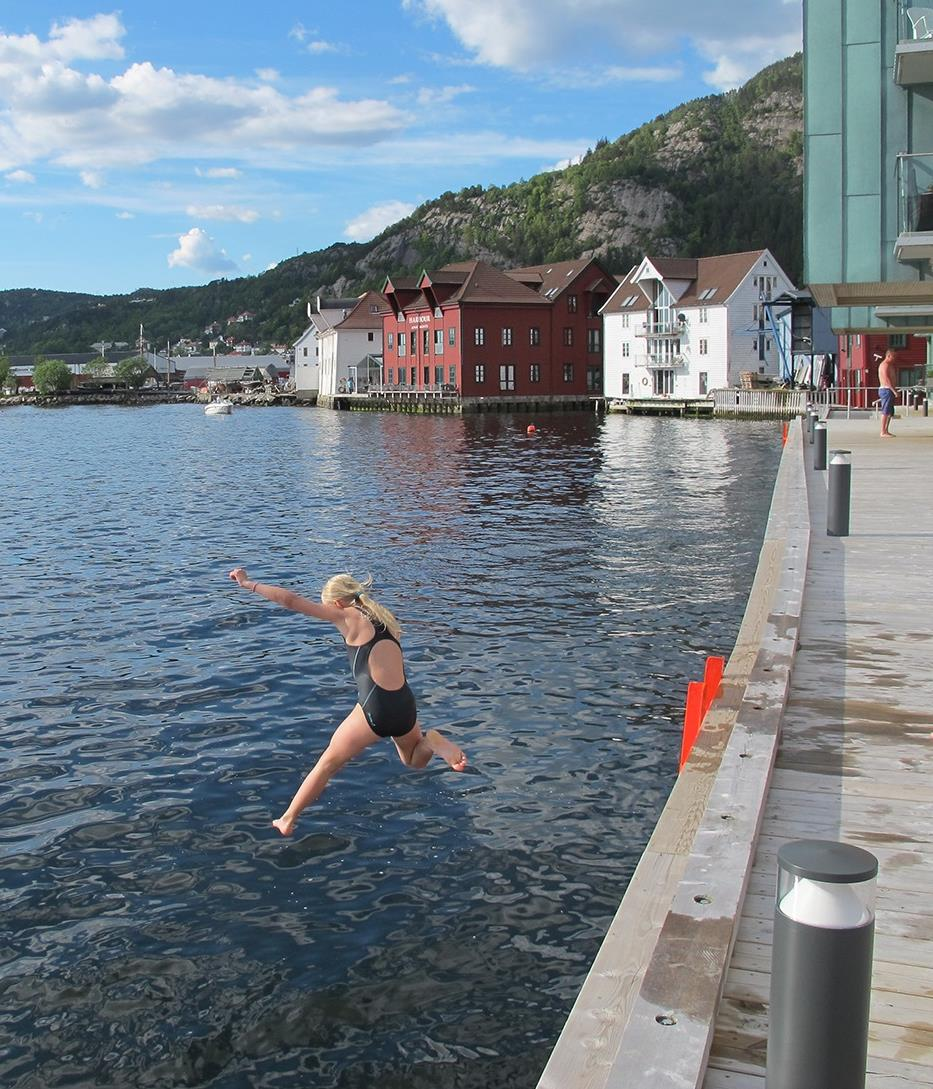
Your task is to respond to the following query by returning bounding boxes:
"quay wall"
[538,420,809,1089]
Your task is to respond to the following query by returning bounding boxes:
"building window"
[653,368,674,395]
[368,331,375,342]
[448,365,457,385]
[563,327,574,347]
[423,366,430,385]
[435,365,444,386]
[622,342,630,358]
[398,331,406,357]
[499,364,515,391]
[699,339,708,355]
[563,363,573,383]
[621,372,630,395]
[302,346,308,358]
[529,326,540,346]
[889,334,907,348]
[698,372,708,395]
[502,326,513,346]
[474,327,485,346]
[434,329,444,355]
[621,313,630,328]
[448,327,456,346]
[530,363,541,383]
[474,363,485,383]
[567,294,578,313]
[586,365,601,392]
[699,307,708,324]
[387,332,395,351]
[423,329,430,355]
[387,367,395,385]
[587,328,601,353]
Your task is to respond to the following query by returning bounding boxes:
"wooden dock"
[538,413,933,1088]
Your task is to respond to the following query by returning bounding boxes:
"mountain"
[0,55,802,357]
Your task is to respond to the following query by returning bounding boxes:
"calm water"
[0,405,781,1089]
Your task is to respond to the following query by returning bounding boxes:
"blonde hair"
[322,573,401,639]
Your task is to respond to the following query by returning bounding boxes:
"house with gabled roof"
[381,256,615,401]
[601,249,796,400]
[293,295,365,399]
[296,291,389,400]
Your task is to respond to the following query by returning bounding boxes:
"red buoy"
[527,424,537,434]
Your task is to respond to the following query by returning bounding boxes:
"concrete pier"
[539,413,933,1088]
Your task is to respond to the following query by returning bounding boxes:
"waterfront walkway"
[705,414,933,1087]
[538,414,933,1089]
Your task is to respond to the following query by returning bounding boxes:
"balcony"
[635,318,685,338]
[895,152,933,262]
[635,354,686,369]
[895,4,933,85]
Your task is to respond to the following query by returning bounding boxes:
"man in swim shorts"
[878,349,897,437]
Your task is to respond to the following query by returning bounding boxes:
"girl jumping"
[228,568,467,836]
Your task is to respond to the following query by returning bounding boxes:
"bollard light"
[813,421,827,471]
[767,840,877,1089]
[807,410,818,444]
[827,449,851,537]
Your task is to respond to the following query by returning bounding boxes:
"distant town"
[2,246,928,415]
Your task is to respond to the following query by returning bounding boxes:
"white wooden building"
[601,249,796,400]
[293,292,389,399]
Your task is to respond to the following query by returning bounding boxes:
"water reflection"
[0,406,781,1088]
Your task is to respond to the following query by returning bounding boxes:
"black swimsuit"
[347,616,417,738]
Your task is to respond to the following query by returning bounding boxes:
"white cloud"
[167,227,237,274]
[5,168,35,183]
[256,68,279,82]
[604,65,684,83]
[416,83,475,107]
[406,0,801,85]
[116,210,134,219]
[697,30,803,90]
[80,170,104,188]
[344,200,417,241]
[185,203,260,223]
[545,152,586,172]
[0,15,410,173]
[23,211,43,223]
[195,166,242,179]
[308,40,340,55]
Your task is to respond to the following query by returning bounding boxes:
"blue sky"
[0,2,802,296]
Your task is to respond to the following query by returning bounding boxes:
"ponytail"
[321,573,402,639]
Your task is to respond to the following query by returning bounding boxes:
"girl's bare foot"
[272,815,296,837]
[425,729,468,772]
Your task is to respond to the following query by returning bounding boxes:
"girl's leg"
[392,722,467,772]
[273,705,378,836]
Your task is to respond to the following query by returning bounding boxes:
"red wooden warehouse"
[381,257,616,403]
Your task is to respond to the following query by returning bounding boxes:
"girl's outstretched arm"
[228,567,345,625]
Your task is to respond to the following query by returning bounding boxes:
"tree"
[83,357,110,378]
[0,355,12,392]
[112,356,151,389]
[32,358,73,395]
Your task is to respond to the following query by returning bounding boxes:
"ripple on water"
[0,406,781,1088]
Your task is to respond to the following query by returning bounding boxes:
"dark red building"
[836,332,927,407]
[381,257,615,401]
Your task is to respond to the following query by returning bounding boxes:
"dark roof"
[336,290,391,329]
[506,257,615,299]
[7,350,139,369]
[603,249,772,314]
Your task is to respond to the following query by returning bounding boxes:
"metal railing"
[365,383,460,399]
[635,319,684,338]
[712,385,928,418]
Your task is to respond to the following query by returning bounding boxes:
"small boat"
[205,398,233,416]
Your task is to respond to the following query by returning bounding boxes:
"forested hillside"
[0,54,802,356]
